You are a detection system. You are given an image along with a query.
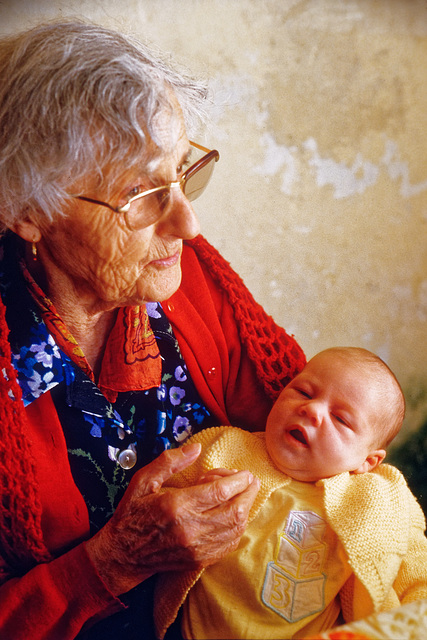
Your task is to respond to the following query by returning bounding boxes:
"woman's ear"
[12,217,42,243]
[353,449,386,475]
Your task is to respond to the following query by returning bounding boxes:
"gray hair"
[0,20,208,233]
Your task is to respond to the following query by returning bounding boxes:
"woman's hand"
[85,443,259,595]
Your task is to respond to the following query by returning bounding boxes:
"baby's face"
[265,352,383,482]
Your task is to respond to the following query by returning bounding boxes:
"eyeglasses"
[72,141,219,230]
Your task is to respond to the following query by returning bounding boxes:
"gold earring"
[31,241,38,260]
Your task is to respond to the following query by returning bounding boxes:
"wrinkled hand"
[85,443,259,595]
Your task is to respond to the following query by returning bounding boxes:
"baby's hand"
[197,468,240,484]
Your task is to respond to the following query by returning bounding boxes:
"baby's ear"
[353,449,386,474]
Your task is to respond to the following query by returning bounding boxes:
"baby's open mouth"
[290,429,308,445]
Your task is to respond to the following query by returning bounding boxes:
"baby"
[155,347,427,639]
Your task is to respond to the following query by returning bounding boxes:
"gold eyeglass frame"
[72,141,220,222]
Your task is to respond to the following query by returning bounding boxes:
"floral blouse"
[0,234,217,535]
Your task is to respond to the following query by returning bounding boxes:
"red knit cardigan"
[0,234,305,639]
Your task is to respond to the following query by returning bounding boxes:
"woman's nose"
[157,188,200,239]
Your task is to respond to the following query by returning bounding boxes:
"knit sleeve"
[391,482,427,604]
[0,298,51,579]
[323,464,427,617]
[0,542,124,640]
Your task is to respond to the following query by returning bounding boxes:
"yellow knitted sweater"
[154,427,427,639]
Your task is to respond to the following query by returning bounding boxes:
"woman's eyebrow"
[180,147,192,165]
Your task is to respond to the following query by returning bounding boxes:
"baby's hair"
[315,347,405,448]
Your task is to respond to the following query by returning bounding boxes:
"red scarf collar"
[20,259,162,403]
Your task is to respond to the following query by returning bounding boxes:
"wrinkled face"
[265,352,382,482]
[37,109,200,312]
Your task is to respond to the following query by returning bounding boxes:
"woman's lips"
[149,251,180,267]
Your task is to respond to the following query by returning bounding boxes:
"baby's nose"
[300,401,322,427]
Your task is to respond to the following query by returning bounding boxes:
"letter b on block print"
[262,511,327,622]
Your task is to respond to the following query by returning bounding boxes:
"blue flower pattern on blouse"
[11,328,66,404]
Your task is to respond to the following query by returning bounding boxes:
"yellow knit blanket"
[154,426,427,639]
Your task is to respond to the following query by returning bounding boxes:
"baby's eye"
[333,414,349,426]
[296,388,311,399]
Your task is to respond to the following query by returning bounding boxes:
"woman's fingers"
[182,469,257,512]
[197,468,239,483]
[130,443,202,496]
[145,472,260,569]
[129,445,256,514]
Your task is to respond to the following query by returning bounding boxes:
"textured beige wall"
[1,0,426,445]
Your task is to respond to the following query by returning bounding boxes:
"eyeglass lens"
[183,158,216,202]
[124,154,216,230]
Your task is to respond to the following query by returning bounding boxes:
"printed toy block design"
[261,510,327,622]
[285,510,326,548]
[262,562,325,622]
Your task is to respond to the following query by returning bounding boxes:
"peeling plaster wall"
[1,0,426,445]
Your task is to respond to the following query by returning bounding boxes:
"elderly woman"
[0,20,305,640]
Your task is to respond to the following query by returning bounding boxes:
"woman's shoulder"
[182,235,306,399]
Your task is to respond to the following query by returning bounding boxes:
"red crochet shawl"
[0,234,305,580]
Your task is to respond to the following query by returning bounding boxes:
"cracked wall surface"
[1,0,426,444]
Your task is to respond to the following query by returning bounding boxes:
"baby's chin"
[267,453,325,482]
